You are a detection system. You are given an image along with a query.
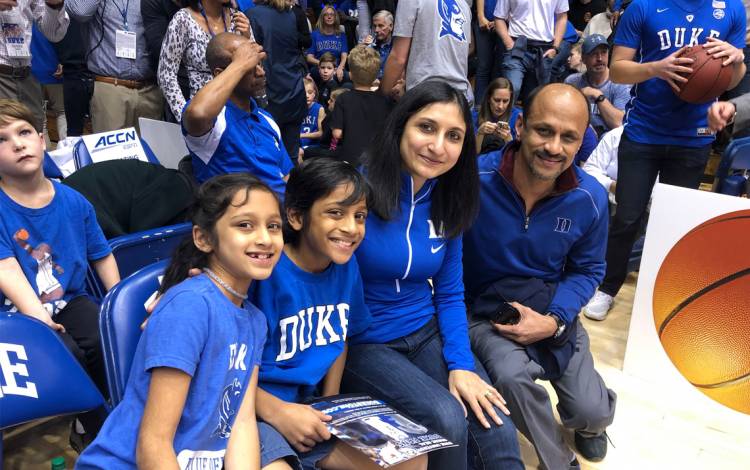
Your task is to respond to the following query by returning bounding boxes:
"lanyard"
[112,0,130,30]
[199,1,228,38]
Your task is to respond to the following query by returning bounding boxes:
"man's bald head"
[206,32,246,72]
[523,83,591,133]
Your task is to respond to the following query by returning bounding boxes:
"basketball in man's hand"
[674,45,733,104]
[653,210,750,415]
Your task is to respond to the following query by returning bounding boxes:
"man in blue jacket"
[464,83,616,469]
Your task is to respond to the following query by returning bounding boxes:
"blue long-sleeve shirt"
[351,173,475,371]
[463,145,608,325]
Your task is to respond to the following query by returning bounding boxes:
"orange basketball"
[653,210,750,414]
[675,44,733,104]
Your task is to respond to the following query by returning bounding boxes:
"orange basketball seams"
[653,209,750,415]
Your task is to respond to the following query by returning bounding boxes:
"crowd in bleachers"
[2,0,750,469]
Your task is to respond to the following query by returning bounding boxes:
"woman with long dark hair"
[342,80,523,470]
[246,0,308,162]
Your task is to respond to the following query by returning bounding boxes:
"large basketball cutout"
[674,45,733,104]
[653,210,750,414]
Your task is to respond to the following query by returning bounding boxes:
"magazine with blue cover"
[309,394,457,467]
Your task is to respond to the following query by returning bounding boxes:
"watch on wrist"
[595,94,606,104]
[548,313,566,339]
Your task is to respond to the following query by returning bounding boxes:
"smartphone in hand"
[492,302,520,325]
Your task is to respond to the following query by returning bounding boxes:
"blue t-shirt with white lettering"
[300,102,324,147]
[253,252,370,403]
[614,0,745,146]
[76,274,267,470]
[0,182,110,316]
[307,30,349,63]
[182,99,293,198]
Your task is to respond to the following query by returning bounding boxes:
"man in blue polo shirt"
[584,0,747,320]
[182,33,293,197]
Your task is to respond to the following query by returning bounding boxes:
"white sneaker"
[584,290,614,321]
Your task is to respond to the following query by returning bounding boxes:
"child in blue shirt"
[253,158,426,470]
[299,77,326,161]
[76,174,283,469]
[0,99,120,444]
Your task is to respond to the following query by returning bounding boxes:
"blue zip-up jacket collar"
[463,145,609,325]
[352,172,475,371]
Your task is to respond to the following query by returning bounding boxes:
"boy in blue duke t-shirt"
[252,159,426,470]
[0,99,120,441]
[583,0,747,320]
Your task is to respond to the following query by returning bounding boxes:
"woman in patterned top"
[158,0,253,121]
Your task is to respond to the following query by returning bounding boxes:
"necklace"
[204,268,248,300]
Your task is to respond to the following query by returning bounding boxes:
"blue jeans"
[473,21,505,106]
[342,317,523,470]
[600,133,710,296]
[501,45,552,102]
[548,40,573,83]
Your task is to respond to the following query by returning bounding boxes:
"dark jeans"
[62,74,94,137]
[501,43,553,102]
[56,295,108,434]
[548,40,573,83]
[600,133,710,297]
[342,317,523,470]
[473,21,505,106]
[266,91,307,164]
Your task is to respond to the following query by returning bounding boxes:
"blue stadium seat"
[715,136,750,196]
[99,260,168,406]
[87,222,192,299]
[0,313,105,457]
[73,136,161,170]
[43,151,63,179]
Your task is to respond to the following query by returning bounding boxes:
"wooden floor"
[4,272,749,470]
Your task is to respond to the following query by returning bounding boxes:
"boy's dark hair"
[348,45,380,87]
[319,52,337,67]
[0,99,40,132]
[362,80,478,239]
[159,173,281,294]
[283,158,370,246]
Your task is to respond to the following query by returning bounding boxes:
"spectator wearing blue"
[247,0,307,163]
[67,0,164,133]
[465,84,615,468]
[474,77,520,154]
[182,34,293,198]
[342,80,523,470]
[565,34,630,137]
[307,5,348,82]
[361,9,393,80]
[474,0,504,107]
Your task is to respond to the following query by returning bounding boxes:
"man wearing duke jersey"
[584,0,747,320]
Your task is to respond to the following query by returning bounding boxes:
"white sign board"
[81,127,149,164]
[624,183,750,433]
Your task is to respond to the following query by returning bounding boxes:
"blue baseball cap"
[582,34,609,55]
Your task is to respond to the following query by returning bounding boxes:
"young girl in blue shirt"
[76,174,283,470]
[253,158,426,470]
[342,80,523,470]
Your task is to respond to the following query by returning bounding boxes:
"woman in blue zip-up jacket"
[342,81,523,470]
